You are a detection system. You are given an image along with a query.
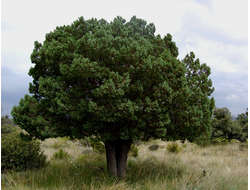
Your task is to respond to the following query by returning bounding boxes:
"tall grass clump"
[51,149,70,160]
[167,142,182,153]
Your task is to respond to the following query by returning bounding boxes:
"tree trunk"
[105,139,132,177]
[116,140,132,177]
[105,141,118,177]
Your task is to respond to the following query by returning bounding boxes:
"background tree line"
[211,107,248,143]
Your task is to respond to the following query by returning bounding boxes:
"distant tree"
[236,108,248,125]
[1,115,12,125]
[211,107,246,142]
[11,16,215,177]
[1,106,11,126]
[236,108,248,141]
[1,115,16,134]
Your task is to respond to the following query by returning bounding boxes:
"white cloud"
[212,0,248,41]
[226,94,239,100]
[178,36,247,74]
[179,0,247,42]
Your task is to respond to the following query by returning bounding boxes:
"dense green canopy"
[11,16,215,143]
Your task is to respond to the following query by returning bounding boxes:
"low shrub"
[148,144,159,151]
[1,124,17,134]
[211,137,229,145]
[78,138,91,147]
[128,144,139,157]
[239,143,248,151]
[167,142,182,153]
[1,131,48,172]
[230,139,238,143]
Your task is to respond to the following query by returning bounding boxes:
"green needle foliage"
[11,16,215,176]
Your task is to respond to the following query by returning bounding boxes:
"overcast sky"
[1,0,248,117]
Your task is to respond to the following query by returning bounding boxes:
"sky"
[1,0,248,117]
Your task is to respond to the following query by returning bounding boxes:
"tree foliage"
[211,107,247,142]
[11,16,215,176]
[236,108,248,141]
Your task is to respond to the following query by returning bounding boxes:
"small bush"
[89,138,106,154]
[211,137,229,145]
[128,144,139,157]
[1,124,17,134]
[239,143,248,151]
[52,149,70,159]
[1,116,13,126]
[230,139,238,143]
[167,142,182,153]
[1,131,48,172]
[148,144,159,151]
[79,138,91,147]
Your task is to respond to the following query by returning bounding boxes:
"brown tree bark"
[105,141,118,177]
[105,139,132,177]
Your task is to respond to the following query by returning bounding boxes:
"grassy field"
[1,138,248,190]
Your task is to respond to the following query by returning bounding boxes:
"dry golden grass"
[40,137,89,160]
[136,139,248,189]
[2,138,248,190]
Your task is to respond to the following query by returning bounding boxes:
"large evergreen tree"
[11,16,215,177]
